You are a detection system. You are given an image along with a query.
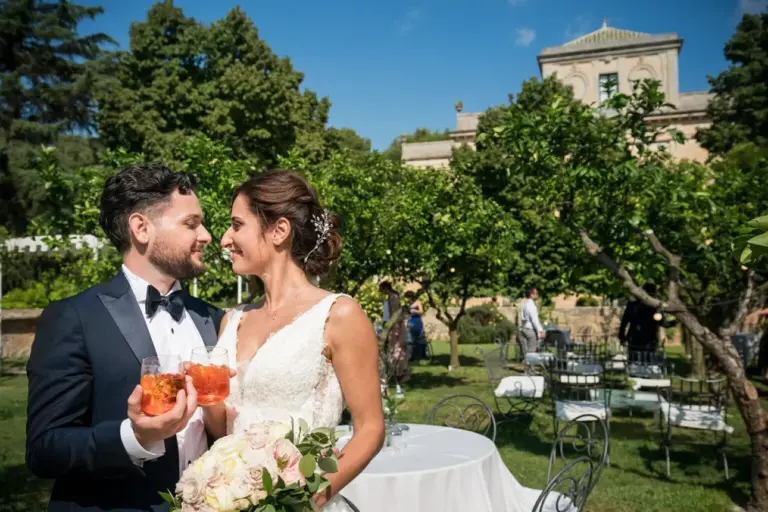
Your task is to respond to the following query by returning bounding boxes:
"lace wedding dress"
[218,293,354,512]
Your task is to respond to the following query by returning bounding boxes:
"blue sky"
[80,0,767,150]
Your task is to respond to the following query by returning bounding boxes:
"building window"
[599,73,619,104]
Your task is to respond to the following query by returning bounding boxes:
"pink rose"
[271,438,305,486]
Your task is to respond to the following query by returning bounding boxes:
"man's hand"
[126,376,198,450]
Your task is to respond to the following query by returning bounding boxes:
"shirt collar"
[121,264,182,303]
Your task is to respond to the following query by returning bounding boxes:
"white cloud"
[564,15,590,42]
[397,8,422,36]
[739,0,768,15]
[515,27,536,47]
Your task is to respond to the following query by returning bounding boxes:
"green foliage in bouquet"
[161,419,340,512]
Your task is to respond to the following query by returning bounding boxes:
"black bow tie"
[145,285,185,322]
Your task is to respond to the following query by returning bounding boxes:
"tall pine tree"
[0,0,114,144]
[696,13,768,155]
[0,0,113,234]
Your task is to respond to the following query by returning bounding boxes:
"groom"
[26,163,225,511]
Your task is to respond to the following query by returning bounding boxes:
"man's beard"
[148,239,206,280]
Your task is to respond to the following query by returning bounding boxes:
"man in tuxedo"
[26,163,225,511]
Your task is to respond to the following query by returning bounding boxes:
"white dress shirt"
[521,298,544,334]
[119,265,209,475]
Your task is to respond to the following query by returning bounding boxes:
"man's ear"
[128,212,151,247]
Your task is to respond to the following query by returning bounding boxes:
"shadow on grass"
[428,353,483,368]
[0,464,50,512]
[405,372,468,390]
[634,444,752,509]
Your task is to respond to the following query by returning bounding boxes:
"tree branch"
[426,288,450,327]
[578,229,669,310]
[642,229,682,303]
[721,270,756,337]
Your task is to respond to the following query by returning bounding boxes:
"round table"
[336,424,539,512]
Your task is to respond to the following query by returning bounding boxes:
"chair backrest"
[626,347,667,378]
[546,414,609,490]
[533,456,596,512]
[567,342,610,364]
[479,346,507,388]
[545,329,571,351]
[547,358,611,414]
[425,394,497,442]
[665,376,729,413]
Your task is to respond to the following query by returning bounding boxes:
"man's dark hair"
[642,283,657,295]
[99,163,195,253]
[379,281,393,292]
[526,286,537,297]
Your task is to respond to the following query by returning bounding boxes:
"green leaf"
[158,491,178,507]
[263,468,273,494]
[747,231,768,249]
[317,457,338,474]
[305,474,322,494]
[299,454,317,478]
[747,215,768,231]
[316,478,331,494]
[298,418,310,438]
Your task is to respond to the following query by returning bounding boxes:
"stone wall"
[0,303,680,361]
[1,309,42,360]
[422,305,683,345]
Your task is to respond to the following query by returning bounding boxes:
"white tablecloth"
[337,424,546,512]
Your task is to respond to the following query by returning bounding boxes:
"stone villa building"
[402,21,712,168]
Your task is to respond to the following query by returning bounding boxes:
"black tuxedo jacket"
[25,273,224,511]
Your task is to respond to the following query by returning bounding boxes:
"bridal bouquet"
[161,419,339,512]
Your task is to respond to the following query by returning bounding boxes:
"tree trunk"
[682,324,693,359]
[675,310,768,511]
[749,430,768,512]
[574,229,768,509]
[685,327,706,379]
[449,325,460,370]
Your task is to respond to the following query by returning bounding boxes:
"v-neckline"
[235,293,334,365]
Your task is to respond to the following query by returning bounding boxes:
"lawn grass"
[0,342,761,511]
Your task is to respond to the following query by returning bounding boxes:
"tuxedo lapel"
[98,273,156,364]
[185,297,218,346]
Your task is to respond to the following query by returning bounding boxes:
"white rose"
[268,422,293,440]
[176,472,206,506]
[208,486,237,512]
[212,435,245,460]
[249,488,268,504]
[241,446,269,468]
[192,452,223,482]
[228,472,252,501]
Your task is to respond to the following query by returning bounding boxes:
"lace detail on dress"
[218,294,348,435]
[217,295,353,512]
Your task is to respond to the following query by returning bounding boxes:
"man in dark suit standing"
[26,164,225,511]
[619,283,676,355]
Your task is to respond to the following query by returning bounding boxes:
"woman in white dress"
[202,170,385,510]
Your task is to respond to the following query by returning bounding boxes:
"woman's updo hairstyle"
[233,170,342,276]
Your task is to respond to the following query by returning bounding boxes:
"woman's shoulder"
[324,294,366,324]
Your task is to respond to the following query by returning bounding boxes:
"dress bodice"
[217,293,355,511]
[218,293,347,435]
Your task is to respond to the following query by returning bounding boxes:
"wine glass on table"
[140,354,185,416]
[187,346,231,406]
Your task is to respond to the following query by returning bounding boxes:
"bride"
[202,170,385,510]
